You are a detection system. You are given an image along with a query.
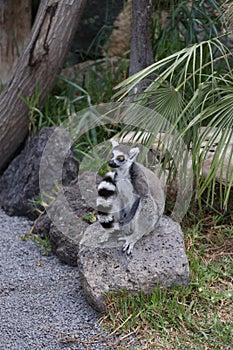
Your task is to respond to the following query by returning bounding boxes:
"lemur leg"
[100,222,121,244]
[118,195,160,254]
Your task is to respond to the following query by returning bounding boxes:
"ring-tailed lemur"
[97,140,165,254]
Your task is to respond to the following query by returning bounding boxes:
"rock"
[49,220,86,266]
[198,127,233,186]
[47,181,91,266]
[32,213,52,239]
[0,127,79,219]
[78,216,190,312]
[33,171,99,266]
[33,209,86,267]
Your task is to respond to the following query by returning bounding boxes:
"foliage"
[152,0,226,60]
[23,0,233,211]
[24,57,127,155]
[21,232,52,256]
[112,0,232,210]
[82,211,97,224]
[115,32,233,209]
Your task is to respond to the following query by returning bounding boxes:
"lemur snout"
[109,160,119,168]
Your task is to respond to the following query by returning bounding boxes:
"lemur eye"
[117,155,125,162]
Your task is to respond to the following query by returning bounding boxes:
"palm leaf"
[113,35,233,209]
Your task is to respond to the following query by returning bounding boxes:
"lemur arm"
[118,197,140,226]
[129,162,149,197]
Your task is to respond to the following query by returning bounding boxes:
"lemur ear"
[111,139,119,148]
[129,147,140,160]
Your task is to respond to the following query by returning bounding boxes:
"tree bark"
[0,0,87,173]
[0,0,31,86]
[129,0,153,93]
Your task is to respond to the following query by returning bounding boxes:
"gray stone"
[32,213,52,239]
[0,127,79,219]
[78,216,190,312]
[34,171,99,266]
[49,220,87,266]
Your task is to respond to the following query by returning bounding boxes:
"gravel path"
[0,209,109,350]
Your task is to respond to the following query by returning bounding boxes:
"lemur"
[96,140,165,254]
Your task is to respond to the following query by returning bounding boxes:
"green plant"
[82,211,97,223]
[21,233,52,256]
[152,0,225,60]
[29,187,60,215]
[112,1,233,211]
[21,85,43,134]
[24,57,128,139]
[114,32,233,210]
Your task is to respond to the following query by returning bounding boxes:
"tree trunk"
[129,0,153,93]
[0,0,87,173]
[0,0,31,87]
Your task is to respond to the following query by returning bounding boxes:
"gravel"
[0,209,109,350]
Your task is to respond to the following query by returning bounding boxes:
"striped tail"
[96,172,117,229]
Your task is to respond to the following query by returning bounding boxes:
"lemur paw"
[118,237,135,255]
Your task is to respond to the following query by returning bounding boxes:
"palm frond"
[113,35,233,209]
[114,37,232,101]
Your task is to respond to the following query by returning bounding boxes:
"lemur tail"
[96,171,117,229]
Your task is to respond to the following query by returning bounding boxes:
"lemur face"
[109,149,128,168]
[108,145,140,169]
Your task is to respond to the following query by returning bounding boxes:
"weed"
[21,232,52,256]
[82,212,97,224]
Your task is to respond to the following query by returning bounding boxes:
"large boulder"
[0,127,78,219]
[46,177,93,266]
[78,216,190,312]
[33,171,99,266]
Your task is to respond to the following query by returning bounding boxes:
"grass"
[100,208,233,349]
[26,56,128,135]
[21,232,52,256]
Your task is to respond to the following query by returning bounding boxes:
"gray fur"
[97,142,165,254]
